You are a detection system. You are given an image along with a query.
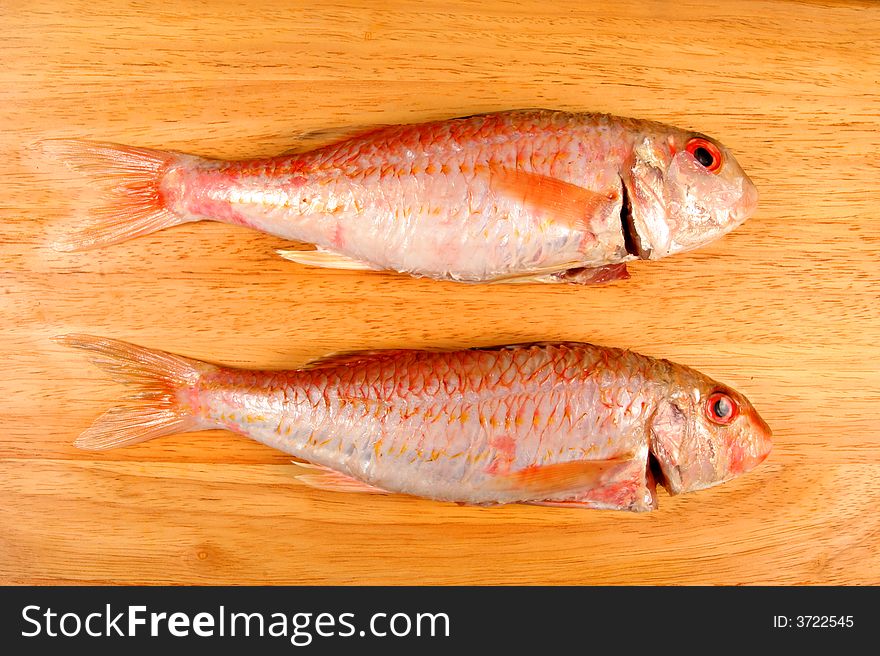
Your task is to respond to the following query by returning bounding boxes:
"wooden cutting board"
[2,0,878,585]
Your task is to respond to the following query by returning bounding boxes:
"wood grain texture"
[2,0,878,585]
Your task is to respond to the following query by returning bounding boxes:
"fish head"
[648,366,772,495]
[624,126,758,260]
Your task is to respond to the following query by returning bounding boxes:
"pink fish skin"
[46,109,758,283]
[59,335,772,512]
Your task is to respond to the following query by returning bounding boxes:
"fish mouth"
[740,411,773,473]
[619,175,651,259]
[733,174,759,225]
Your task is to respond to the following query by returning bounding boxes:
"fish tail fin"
[40,140,193,251]
[55,334,217,450]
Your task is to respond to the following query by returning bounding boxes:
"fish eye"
[686,138,723,173]
[706,391,738,425]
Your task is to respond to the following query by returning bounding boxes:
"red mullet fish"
[46,109,757,284]
[60,335,771,511]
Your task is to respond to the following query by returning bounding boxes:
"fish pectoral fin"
[293,461,388,495]
[276,248,379,271]
[488,165,618,232]
[489,455,635,498]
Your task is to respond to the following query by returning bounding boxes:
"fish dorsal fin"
[453,108,555,120]
[276,248,379,271]
[281,110,567,155]
[308,343,591,368]
[489,455,634,498]
[280,111,560,155]
[293,461,388,495]
[301,345,460,370]
[471,341,580,353]
[299,350,409,370]
[280,124,389,155]
[488,165,618,232]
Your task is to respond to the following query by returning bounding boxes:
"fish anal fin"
[488,166,617,232]
[489,263,631,285]
[484,260,584,284]
[276,248,379,271]
[489,273,560,285]
[490,455,634,498]
[293,462,388,495]
[523,499,597,509]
